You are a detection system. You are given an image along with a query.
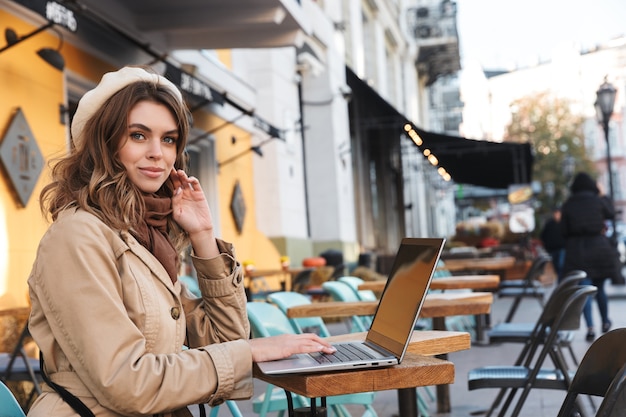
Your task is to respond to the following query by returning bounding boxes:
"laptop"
[256,237,446,375]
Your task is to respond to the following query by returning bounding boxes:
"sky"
[456,0,626,70]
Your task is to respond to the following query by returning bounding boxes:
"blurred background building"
[1,0,623,309]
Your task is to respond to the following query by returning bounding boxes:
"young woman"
[27,66,335,417]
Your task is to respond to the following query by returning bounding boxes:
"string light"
[403,123,449,180]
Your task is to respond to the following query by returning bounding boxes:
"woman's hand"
[247,334,336,363]
[170,169,219,258]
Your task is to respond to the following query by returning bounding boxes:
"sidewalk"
[197,281,626,417]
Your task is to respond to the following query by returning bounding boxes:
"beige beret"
[71,66,183,147]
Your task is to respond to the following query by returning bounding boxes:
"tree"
[504,92,596,219]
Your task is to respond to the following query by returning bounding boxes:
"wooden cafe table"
[285,292,493,323]
[244,267,311,296]
[358,274,500,292]
[359,275,499,344]
[254,330,471,417]
[283,292,493,414]
[440,256,516,274]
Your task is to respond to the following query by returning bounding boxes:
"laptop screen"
[365,237,445,360]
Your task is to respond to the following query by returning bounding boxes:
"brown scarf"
[131,194,178,284]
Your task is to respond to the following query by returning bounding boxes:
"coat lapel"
[119,230,177,290]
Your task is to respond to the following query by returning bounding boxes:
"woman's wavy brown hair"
[40,78,191,251]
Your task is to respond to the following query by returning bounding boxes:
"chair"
[337,276,378,301]
[320,249,346,280]
[488,269,588,367]
[246,301,378,417]
[497,254,552,323]
[496,252,547,287]
[556,328,626,417]
[433,260,454,278]
[267,292,331,337]
[0,381,27,417]
[468,285,597,417]
[590,367,626,417]
[293,267,336,300]
[321,281,370,332]
[180,274,201,297]
[0,322,42,406]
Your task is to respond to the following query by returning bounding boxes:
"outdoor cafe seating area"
[3,244,626,417]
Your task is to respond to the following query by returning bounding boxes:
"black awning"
[346,67,533,189]
[413,128,533,189]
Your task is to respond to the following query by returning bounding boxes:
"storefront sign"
[165,63,285,140]
[165,63,219,104]
[12,0,78,32]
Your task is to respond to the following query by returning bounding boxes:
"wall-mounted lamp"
[250,145,263,157]
[187,113,248,146]
[1,22,65,71]
[217,140,269,168]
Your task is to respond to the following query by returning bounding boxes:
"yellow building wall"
[0,10,283,307]
[0,11,117,309]
[215,50,232,69]
[0,12,67,308]
[211,49,285,276]
[213,130,284,291]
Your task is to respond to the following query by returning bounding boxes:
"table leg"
[286,390,295,417]
[398,388,419,417]
[287,390,328,417]
[293,400,326,417]
[473,313,491,345]
[432,316,451,413]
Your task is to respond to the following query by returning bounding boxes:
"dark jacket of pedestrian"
[560,172,619,282]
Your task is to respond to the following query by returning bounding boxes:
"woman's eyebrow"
[128,122,151,131]
[128,123,178,135]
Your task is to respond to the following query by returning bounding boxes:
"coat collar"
[119,230,179,292]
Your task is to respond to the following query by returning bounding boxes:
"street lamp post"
[595,79,617,243]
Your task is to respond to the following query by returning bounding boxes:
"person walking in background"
[26,65,336,417]
[560,172,620,341]
[540,206,566,282]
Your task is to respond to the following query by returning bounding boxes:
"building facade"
[0,0,460,308]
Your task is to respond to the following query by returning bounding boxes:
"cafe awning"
[411,127,533,189]
[346,67,533,189]
[19,0,312,50]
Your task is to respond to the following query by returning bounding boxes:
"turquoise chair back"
[338,276,378,301]
[180,274,201,297]
[267,292,331,337]
[322,281,369,332]
[433,260,452,278]
[247,301,298,337]
[0,381,26,417]
[321,280,361,302]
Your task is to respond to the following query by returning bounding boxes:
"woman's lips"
[139,167,164,178]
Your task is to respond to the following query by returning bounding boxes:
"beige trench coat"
[27,209,253,417]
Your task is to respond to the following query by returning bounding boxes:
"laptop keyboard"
[309,343,377,364]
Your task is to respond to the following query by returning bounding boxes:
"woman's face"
[117,100,179,193]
